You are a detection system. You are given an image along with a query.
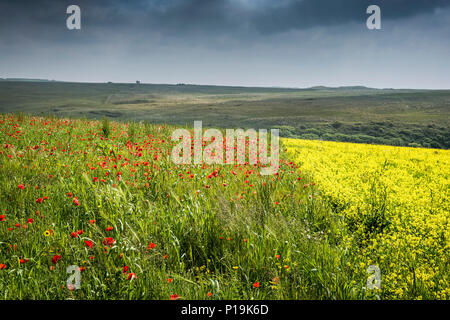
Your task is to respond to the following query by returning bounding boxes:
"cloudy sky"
[1,0,449,89]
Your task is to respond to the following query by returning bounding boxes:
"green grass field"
[1,81,449,148]
[0,80,449,299]
[1,113,448,300]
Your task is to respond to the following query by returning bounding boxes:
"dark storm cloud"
[1,0,449,40]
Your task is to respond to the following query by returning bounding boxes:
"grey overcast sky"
[1,0,449,89]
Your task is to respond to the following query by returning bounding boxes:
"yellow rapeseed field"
[283,138,450,299]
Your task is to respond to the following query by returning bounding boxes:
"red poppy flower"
[122,266,129,274]
[19,258,29,264]
[0,215,5,222]
[253,281,260,288]
[102,237,116,247]
[85,240,94,248]
[0,264,7,270]
[127,273,137,280]
[52,255,61,264]
[73,197,79,206]
[148,242,156,249]
[36,197,43,204]
[166,278,173,283]
[70,232,78,238]
[170,294,181,300]
[77,229,84,235]
[89,219,96,224]
[18,184,25,190]
[106,226,113,232]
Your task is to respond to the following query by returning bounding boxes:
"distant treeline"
[275,121,449,149]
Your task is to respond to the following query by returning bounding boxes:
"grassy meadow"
[0,113,448,300]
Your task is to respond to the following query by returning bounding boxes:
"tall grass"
[0,114,398,300]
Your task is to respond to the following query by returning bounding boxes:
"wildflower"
[0,264,7,270]
[106,226,114,232]
[70,232,78,238]
[73,197,79,206]
[148,242,156,249]
[18,184,25,190]
[127,273,137,280]
[122,266,129,274]
[170,294,181,300]
[253,282,260,288]
[36,197,43,204]
[207,292,212,297]
[89,219,96,224]
[103,237,116,247]
[44,229,53,236]
[85,240,94,248]
[166,278,173,283]
[0,215,5,222]
[20,258,29,264]
[52,255,61,264]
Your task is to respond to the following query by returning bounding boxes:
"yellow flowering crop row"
[283,138,449,299]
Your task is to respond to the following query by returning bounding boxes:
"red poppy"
[127,273,137,280]
[102,237,116,247]
[106,226,114,232]
[253,281,260,288]
[20,259,29,264]
[73,197,79,206]
[207,292,212,297]
[70,232,78,238]
[0,215,5,222]
[36,197,43,204]
[27,218,34,224]
[122,266,129,274]
[18,184,25,190]
[0,264,7,270]
[89,219,96,224]
[148,242,156,249]
[166,278,173,283]
[77,229,84,235]
[170,294,181,300]
[85,240,94,248]
[52,255,61,264]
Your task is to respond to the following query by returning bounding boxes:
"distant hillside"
[0,78,56,82]
[0,80,448,149]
